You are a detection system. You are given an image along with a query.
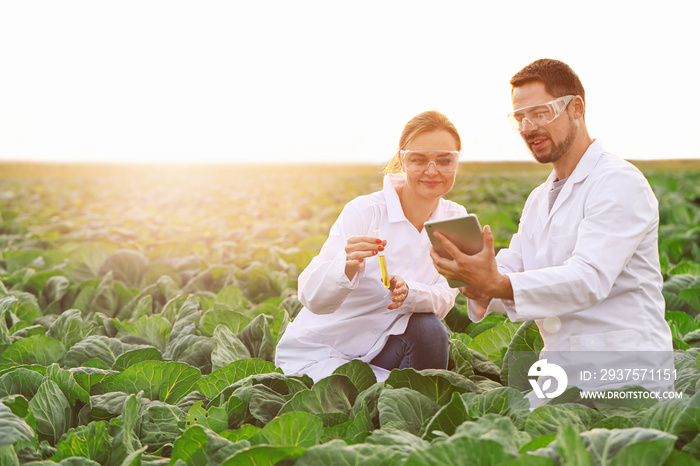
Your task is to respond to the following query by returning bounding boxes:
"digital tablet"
[425,214,483,288]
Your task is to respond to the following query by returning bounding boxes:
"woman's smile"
[420,179,443,188]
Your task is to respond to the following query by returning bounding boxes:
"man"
[431,59,673,397]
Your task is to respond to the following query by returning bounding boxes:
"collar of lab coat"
[543,139,603,219]
[384,174,408,223]
[382,174,452,225]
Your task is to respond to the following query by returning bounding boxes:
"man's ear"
[573,95,586,119]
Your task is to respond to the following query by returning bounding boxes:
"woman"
[275,110,468,382]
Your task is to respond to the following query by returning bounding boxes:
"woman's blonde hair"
[383,110,461,174]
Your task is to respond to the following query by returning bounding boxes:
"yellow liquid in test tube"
[378,255,390,288]
[374,228,390,288]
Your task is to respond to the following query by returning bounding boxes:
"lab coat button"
[370,328,378,335]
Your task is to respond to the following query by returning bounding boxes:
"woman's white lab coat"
[275,174,466,382]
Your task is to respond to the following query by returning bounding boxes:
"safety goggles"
[400,150,460,173]
[507,95,575,131]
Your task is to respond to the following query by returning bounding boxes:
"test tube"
[374,228,390,288]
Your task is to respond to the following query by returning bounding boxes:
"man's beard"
[526,120,577,165]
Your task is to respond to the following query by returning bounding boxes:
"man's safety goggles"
[507,95,575,132]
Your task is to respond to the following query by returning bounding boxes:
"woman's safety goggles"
[400,150,460,173]
[507,95,575,132]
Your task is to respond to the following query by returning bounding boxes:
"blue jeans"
[370,313,450,371]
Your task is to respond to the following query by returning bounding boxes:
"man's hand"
[458,283,492,320]
[429,225,513,300]
[458,283,489,301]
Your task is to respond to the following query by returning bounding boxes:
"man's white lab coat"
[470,140,673,355]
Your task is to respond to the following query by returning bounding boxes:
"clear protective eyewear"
[507,95,575,131]
[400,150,460,173]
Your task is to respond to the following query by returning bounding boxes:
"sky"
[1,1,698,165]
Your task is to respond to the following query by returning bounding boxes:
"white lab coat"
[276,174,465,382]
[469,141,673,394]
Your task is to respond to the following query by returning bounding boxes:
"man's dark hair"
[510,58,586,105]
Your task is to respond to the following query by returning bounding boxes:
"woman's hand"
[387,275,408,310]
[344,235,386,281]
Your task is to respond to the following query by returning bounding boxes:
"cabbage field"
[1,160,700,465]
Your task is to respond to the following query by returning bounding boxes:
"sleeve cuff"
[500,298,518,321]
[402,280,417,307]
[332,249,363,289]
[501,272,524,321]
[467,298,489,322]
[467,297,514,323]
